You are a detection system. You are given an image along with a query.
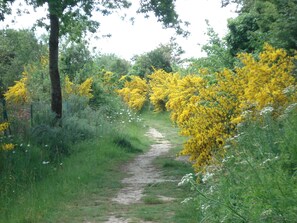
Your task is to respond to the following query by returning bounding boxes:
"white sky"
[0,0,237,60]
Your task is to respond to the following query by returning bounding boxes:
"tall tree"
[1,0,188,120]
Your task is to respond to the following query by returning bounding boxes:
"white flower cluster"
[178,173,194,186]
[201,172,214,183]
[260,106,274,116]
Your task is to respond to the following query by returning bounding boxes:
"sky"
[0,0,237,61]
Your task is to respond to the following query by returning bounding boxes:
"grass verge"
[0,121,150,223]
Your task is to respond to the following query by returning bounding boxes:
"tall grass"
[178,107,297,222]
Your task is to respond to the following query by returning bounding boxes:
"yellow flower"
[0,122,9,132]
[78,77,93,99]
[4,75,29,104]
[64,76,93,99]
[2,143,15,151]
[117,75,149,111]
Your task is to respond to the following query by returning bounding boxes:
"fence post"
[30,103,33,127]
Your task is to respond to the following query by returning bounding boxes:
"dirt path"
[105,127,172,223]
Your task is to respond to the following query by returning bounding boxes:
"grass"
[0,119,150,223]
[0,109,196,223]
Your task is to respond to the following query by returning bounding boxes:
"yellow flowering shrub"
[148,70,180,112]
[117,75,149,111]
[4,72,29,104]
[117,44,296,171]
[64,75,93,99]
[235,43,297,115]
[78,78,93,99]
[178,45,296,171]
[166,73,239,170]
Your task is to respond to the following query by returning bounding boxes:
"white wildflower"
[178,173,194,186]
[202,172,214,183]
[260,106,274,116]
[201,204,210,212]
[42,161,50,165]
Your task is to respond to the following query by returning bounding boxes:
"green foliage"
[0,29,45,93]
[60,40,93,80]
[226,12,262,56]
[94,53,131,77]
[0,0,15,21]
[225,0,297,54]
[0,90,148,222]
[130,43,183,77]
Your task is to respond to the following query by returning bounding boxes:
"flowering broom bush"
[116,75,149,111]
[117,43,297,171]
[64,75,94,99]
[148,69,180,112]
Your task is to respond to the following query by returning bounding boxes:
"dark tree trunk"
[49,10,62,119]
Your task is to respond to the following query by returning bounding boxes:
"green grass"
[0,109,197,223]
[0,120,150,223]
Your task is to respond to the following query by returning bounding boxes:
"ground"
[105,127,177,223]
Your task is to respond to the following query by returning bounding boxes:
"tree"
[224,0,297,54]
[1,0,188,120]
[0,29,44,100]
[187,20,234,74]
[130,42,184,77]
[94,54,131,77]
[60,40,93,80]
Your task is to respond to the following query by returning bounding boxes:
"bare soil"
[105,127,173,223]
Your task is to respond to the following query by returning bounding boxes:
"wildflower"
[201,172,214,183]
[260,106,274,116]
[201,204,210,212]
[42,161,50,165]
[178,173,194,186]
[282,85,295,95]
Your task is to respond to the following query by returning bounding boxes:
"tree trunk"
[49,10,62,120]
